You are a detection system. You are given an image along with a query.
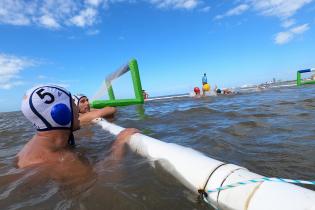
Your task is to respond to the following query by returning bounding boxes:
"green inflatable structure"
[91,59,144,109]
[296,68,315,86]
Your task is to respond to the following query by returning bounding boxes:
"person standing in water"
[73,94,116,126]
[202,73,207,85]
[17,85,138,171]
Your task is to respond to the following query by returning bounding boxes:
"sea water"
[0,85,314,210]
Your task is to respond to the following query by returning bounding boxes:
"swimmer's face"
[72,100,80,131]
[78,97,90,113]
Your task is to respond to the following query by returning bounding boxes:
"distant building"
[311,74,315,80]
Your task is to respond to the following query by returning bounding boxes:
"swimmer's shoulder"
[17,144,48,168]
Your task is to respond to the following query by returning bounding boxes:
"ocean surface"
[0,85,315,210]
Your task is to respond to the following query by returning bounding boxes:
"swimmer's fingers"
[116,128,140,143]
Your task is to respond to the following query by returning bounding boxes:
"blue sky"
[0,0,315,111]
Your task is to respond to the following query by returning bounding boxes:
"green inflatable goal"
[91,59,144,108]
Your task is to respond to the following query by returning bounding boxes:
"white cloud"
[275,23,309,44]
[0,0,100,29]
[68,35,80,40]
[215,4,249,19]
[0,0,34,26]
[275,31,294,44]
[214,1,312,44]
[226,4,249,16]
[38,15,60,29]
[0,54,36,89]
[70,7,98,27]
[149,0,199,9]
[199,6,210,12]
[281,19,296,28]
[0,81,25,90]
[251,0,313,19]
[37,75,47,79]
[85,0,103,7]
[290,23,309,34]
[216,1,312,22]
[0,0,202,29]
[86,29,100,35]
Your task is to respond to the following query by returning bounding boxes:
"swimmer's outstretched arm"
[79,107,117,125]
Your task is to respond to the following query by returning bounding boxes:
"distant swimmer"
[193,87,201,98]
[223,88,233,95]
[214,85,221,94]
[73,94,116,126]
[17,85,138,171]
[142,90,149,99]
[202,73,207,85]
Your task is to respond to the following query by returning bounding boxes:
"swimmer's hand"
[116,128,139,144]
[111,128,139,160]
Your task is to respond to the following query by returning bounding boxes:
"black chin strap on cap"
[68,132,75,146]
[68,92,75,147]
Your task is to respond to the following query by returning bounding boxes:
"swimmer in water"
[214,85,222,95]
[73,94,116,125]
[142,90,149,99]
[223,88,233,95]
[17,85,138,170]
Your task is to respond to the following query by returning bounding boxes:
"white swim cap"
[21,85,73,131]
[72,94,87,106]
